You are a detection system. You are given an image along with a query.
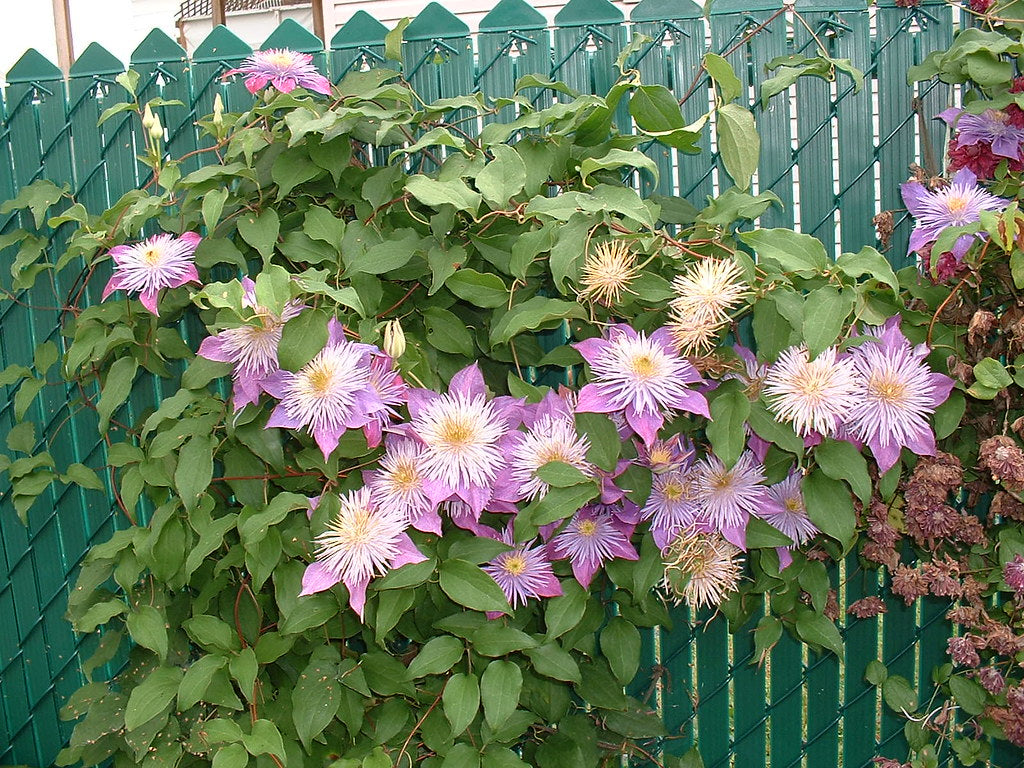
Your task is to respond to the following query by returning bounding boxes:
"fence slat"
[477,0,551,124]
[330,11,393,79]
[262,17,329,73]
[404,3,474,107]
[552,0,627,126]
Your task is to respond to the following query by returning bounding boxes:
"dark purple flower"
[482,529,562,614]
[939,107,1024,159]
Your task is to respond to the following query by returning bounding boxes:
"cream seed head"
[661,526,744,610]
[579,239,640,306]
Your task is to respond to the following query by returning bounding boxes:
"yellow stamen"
[502,555,527,576]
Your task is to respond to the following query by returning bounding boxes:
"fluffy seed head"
[668,258,749,354]
[662,526,744,610]
[579,240,639,306]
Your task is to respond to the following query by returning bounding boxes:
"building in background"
[0,0,641,79]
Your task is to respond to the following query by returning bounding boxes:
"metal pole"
[212,0,227,27]
[311,0,326,43]
[52,0,74,75]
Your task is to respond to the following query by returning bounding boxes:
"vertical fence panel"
[552,0,626,108]
[330,11,392,81]
[189,26,253,176]
[477,0,551,123]
[404,4,474,108]
[843,561,885,768]
[629,0,707,201]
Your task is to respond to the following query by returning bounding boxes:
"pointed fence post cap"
[262,17,324,53]
[331,11,389,48]
[69,42,124,77]
[480,0,547,32]
[630,0,703,22]
[795,0,867,10]
[708,0,783,14]
[554,0,624,27]
[193,25,252,63]
[132,28,187,64]
[405,3,471,41]
[7,49,63,84]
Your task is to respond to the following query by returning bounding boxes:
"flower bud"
[213,93,224,126]
[382,319,406,359]
[141,104,156,130]
[149,114,164,141]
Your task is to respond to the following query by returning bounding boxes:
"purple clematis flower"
[197,277,305,409]
[402,364,523,518]
[367,436,440,534]
[262,318,385,459]
[694,450,768,550]
[300,487,425,620]
[843,317,955,473]
[761,471,818,569]
[482,528,562,615]
[549,505,638,588]
[362,353,407,449]
[574,324,709,445]
[901,168,1009,262]
[641,462,701,551]
[225,49,332,95]
[938,107,1024,159]
[101,232,202,315]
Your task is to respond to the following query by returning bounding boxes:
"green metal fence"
[1,0,1017,765]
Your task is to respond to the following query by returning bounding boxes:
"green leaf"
[384,17,410,63]
[802,286,854,357]
[468,623,538,657]
[178,655,227,710]
[304,206,346,246]
[481,660,522,730]
[717,104,759,191]
[974,357,1013,390]
[126,605,168,660]
[124,666,183,731]
[704,53,742,103]
[202,188,229,234]
[174,435,214,511]
[575,412,620,471]
[544,580,587,640]
[242,719,286,762]
[795,609,844,659]
[96,357,137,433]
[525,643,581,684]
[272,150,321,199]
[740,229,829,275]
[237,209,279,260]
[836,247,900,294]
[442,743,482,768]
[803,471,855,549]
[1,180,65,228]
[293,649,342,750]
[882,674,918,714]
[279,309,330,371]
[706,386,750,467]
[407,175,481,214]
[744,517,793,548]
[477,144,527,207]
[932,391,965,440]
[528,482,600,527]
[865,661,888,686]
[949,675,987,716]
[629,84,686,131]
[443,673,480,734]
[211,743,249,768]
[424,307,475,356]
[344,228,421,276]
[446,269,508,308]
[536,461,590,487]
[580,148,659,187]
[184,615,239,653]
[814,439,871,504]
[408,636,464,679]
[490,297,586,346]
[601,617,641,685]
[439,559,510,614]
[6,421,35,454]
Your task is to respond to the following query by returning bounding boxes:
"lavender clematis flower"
[901,168,1009,261]
[225,49,332,95]
[299,488,425,620]
[843,317,954,473]
[694,451,768,550]
[641,463,701,550]
[761,472,818,568]
[367,436,440,534]
[574,324,709,444]
[362,353,407,449]
[482,529,562,614]
[197,277,304,409]
[938,107,1024,158]
[549,505,638,588]
[101,232,202,315]
[262,318,385,459]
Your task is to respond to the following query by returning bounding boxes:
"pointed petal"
[345,575,370,620]
[101,273,125,301]
[299,561,340,595]
[449,363,486,398]
[197,334,234,362]
[266,403,303,429]
[138,290,161,315]
[574,384,616,414]
[572,559,599,589]
[314,423,344,459]
[625,408,661,445]
[391,534,427,569]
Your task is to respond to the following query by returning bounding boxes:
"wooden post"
[52,0,74,75]
[212,0,227,27]
[311,0,326,43]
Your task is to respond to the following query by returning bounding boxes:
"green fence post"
[875,0,953,270]
[552,0,626,108]
[629,0,709,204]
[404,3,475,107]
[477,0,551,124]
[131,29,197,186]
[841,559,885,768]
[694,608,732,767]
[710,0,791,230]
[262,17,328,73]
[191,25,253,157]
[330,10,393,81]
[659,612,696,757]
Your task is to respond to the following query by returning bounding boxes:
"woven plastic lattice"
[1,2,1018,766]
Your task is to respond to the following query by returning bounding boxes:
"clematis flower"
[549,505,638,588]
[844,317,954,473]
[901,168,1009,263]
[507,414,592,501]
[262,318,384,459]
[938,107,1024,159]
[101,232,201,315]
[482,530,562,614]
[225,48,331,95]
[574,324,709,444]
[641,464,701,550]
[367,436,440,534]
[300,488,425,619]
[761,471,818,570]
[197,277,304,409]
[404,364,522,517]
[362,353,407,449]
[693,451,768,549]
[661,525,744,610]
[763,345,860,438]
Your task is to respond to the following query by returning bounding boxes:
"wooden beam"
[311,0,326,43]
[52,0,74,75]
[211,0,227,27]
